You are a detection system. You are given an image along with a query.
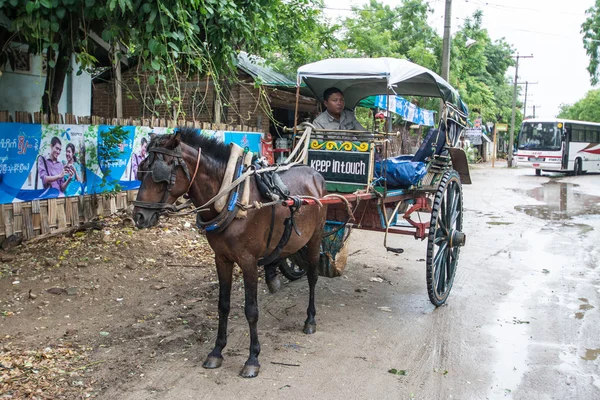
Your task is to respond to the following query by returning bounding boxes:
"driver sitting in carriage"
[313,87,366,137]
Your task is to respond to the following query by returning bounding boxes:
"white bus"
[515,118,600,175]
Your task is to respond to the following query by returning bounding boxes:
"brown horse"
[133,128,327,378]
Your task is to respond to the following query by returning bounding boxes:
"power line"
[450,15,588,40]
[460,0,586,17]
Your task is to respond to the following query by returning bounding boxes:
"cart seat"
[411,126,446,163]
[373,127,445,188]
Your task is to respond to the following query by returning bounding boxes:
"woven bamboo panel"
[57,201,67,229]
[3,206,14,237]
[22,207,34,239]
[47,199,58,230]
[83,197,93,221]
[0,204,5,237]
[12,203,23,234]
[109,197,117,215]
[0,110,13,122]
[70,198,80,225]
[39,204,50,234]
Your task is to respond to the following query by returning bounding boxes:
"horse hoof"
[267,276,281,294]
[202,356,223,369]
[240,363,260,378]
[303,323,317,334]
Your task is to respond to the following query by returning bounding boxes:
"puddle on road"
[581,348,600,361]
[515,181,600,220]
[573,298,594,320]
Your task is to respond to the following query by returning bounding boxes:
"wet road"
[105,163,600,400]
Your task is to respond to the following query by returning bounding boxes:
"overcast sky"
[323,0,597,118]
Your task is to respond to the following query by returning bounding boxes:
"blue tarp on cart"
[375,155,427,188]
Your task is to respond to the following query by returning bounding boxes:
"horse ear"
[164,131,181,149]
[172,131,181,146]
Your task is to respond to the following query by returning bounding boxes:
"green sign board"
[496,123,508,132]
[308,150,370,185]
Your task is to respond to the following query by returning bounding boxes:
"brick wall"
[92,69,278,131]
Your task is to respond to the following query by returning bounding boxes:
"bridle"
[132,144,201,213]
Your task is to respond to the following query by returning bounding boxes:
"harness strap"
[258,197,302,266]
[263,206,276,254]
[149,148,183,157]
[196,156,245,233]
[131,200,179,212]
[186,148,201,193]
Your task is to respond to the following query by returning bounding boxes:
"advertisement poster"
[0,123,262,204]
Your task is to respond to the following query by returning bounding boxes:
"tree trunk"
[42,41,71,120]
[41,13,76,121]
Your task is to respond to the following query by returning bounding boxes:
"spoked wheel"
[278,258,307,281]
[427,170,466,307]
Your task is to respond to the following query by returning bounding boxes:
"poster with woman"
[0,123,85,203]
[34,125,85,198]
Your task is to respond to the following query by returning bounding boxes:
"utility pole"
[439,0,452,118]
[441,0,452,82]
[509,54,533,167]
[533,105,541,118]
[518,81,538,117]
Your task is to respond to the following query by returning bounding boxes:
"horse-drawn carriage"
[132,57,470,378]
[280,57,470,307]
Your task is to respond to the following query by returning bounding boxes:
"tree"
[341,0,439,68]
[450,10,518,128]
[582,0,600,85]
[0,0,104,117]
[338,0,441,115]
[265,0,341,77]
[1,0,319,119]
[558,89,600,122]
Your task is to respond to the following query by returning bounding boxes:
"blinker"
[150,159,172,184]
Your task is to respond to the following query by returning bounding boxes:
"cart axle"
[449,230,466,247]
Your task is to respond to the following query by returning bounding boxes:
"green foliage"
[342,0,402,58]
[2,0,316,119]
[1,0,520,130]
[341,0,438,70]
[582,1,600,85]
[265,0,341,76]
[450,10,518,130]
[557,89,600,122]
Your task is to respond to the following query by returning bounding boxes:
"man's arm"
[312,113,325,129]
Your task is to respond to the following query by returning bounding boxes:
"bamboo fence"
[0,110,260,242]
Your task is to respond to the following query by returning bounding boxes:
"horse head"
[133,131,195,228]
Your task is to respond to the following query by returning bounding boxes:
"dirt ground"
[1,163,599,399]
[0,211,223,398]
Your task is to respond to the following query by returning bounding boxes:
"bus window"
[573,129,585,142]
[517,122,562,150]
[586,129,599,143]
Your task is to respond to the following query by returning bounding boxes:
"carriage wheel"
[278,258,307,281]
[426,170,465,307]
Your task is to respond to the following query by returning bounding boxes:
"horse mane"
[149,127,232,166]
[177,127,231,163]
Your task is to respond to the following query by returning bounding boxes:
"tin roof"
[237,52,296,87]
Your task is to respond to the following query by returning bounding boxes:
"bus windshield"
[517,122,562,151]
